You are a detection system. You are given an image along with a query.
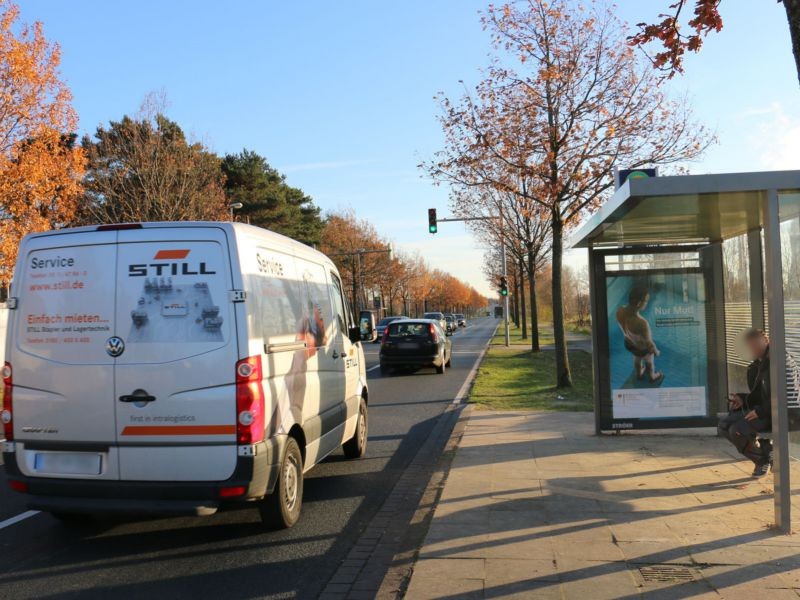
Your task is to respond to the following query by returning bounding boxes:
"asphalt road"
[0,317,497,599]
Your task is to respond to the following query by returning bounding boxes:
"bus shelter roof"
[569,170,800,249]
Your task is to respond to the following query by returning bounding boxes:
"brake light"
[381,328,389,344]
[2,362,12,442]
[96,223,143,231]
[429,323,439,343]
[236,356,265,445]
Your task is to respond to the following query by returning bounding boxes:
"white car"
[1,222,373,528]
[423,311,447,332]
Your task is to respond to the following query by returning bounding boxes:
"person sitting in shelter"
[615,286,663,383]
[718,328,773,478]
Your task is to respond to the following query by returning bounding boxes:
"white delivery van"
[1,222,374,528]
[0,303,6,376]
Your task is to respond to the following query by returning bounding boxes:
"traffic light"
[499,276,508,297]
[428,208,438,234]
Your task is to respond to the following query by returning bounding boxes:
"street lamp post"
[327,245,394,312]
[228,202,243,221]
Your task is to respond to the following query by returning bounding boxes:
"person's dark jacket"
[741,348,771,421]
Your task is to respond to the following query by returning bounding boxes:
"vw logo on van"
[105,336,125,357]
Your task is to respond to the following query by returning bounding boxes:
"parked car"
[379,319,452,375]
[443,314,456,335]
[422,311,446,331]
[375,315,408,342]
[454,313,466,327]
[2,221,374,529]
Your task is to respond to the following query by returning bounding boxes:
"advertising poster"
[606,271,708,420]
[20,247,116,363]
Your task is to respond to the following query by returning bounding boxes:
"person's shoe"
[752,459,771,478]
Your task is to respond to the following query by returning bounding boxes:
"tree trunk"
[527,248,540,352]
[518,259,528,340]
[512,275,520,326]
[784,0,800,86]
[551,217,572,387]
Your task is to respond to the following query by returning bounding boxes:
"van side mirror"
[358,310,377,342]
[348,326,362,345]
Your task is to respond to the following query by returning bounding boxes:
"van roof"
[21,221,329,265]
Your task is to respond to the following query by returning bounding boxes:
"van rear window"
[388,323,429,338]
[18,243,117,364]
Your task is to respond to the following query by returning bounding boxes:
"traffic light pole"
[500,242,510,347]
[427,208,510,347]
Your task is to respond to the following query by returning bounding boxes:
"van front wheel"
[343,397,368,459]
[260,437,303,529]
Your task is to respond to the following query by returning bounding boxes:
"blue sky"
[19,1,800,295]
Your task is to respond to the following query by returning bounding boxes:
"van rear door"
[11,230,120,480]
[113,227,239,481]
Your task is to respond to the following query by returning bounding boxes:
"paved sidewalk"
[404,411,800,599]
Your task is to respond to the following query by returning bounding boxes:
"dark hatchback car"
[379,319,452,375]
[374,315,408,342]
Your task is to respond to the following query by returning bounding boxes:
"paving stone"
[556,557,641,599]
[486,557,559,583]
[701,564,800,599]
[411,557,485,581]
[400,411,800,600]
[615,540,693,565]
[404,574,483,600]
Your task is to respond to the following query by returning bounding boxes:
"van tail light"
[8,480,27,493]
[219,485,246,498]
[236,356,265,445]
[429,324,439,343]
[2,362,12,442]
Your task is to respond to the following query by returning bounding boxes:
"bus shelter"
[570,170,800,532]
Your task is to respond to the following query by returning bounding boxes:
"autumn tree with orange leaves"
[630,1,800,86]
[0,1,84,290]
[426,0,712,387]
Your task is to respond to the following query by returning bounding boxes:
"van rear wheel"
[260,437,303,529]
[343,397,368,459]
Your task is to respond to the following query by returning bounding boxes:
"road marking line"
[366,364,381,373]
[0,510,39,530]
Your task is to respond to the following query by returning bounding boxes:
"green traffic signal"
[499,276,508,296]
[428,208,437,234]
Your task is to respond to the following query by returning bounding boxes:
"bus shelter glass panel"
[721,233,757,393]
[779,193,800,425]
[596,248,719,430]
[777,192,800,513]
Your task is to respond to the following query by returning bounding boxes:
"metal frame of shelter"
[570,170,800,533]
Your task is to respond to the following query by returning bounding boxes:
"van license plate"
[34,452,102,475]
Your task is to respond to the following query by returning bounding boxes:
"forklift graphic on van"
[128,277,224,343]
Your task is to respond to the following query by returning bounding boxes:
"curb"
[319,320,495,600]
[376,403,473,599]
[378,321,496,598]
